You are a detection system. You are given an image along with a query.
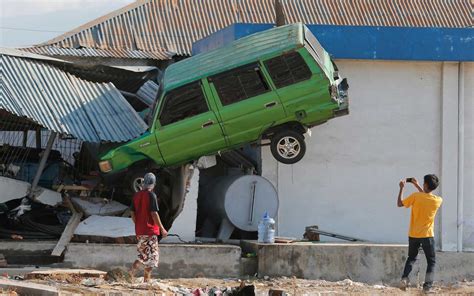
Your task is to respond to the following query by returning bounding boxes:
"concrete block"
[63,243,242,278]
[0,278,58,296]
[255,242,474,284]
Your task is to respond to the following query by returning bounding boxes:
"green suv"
[99,23,349,177]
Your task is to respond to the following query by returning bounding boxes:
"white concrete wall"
[262,60,473,249]
[463,63,474,251]
[161,169,199,243]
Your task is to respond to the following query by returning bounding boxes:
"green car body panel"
[100,23,349,174]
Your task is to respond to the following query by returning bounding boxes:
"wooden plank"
[53,185,91,191]
[274,237,296,243]
[51,211,83,256]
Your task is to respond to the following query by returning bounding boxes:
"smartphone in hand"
[406,178,413,183]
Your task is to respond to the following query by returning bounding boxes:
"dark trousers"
[402,237,436,288]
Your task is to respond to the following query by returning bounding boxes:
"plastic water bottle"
[258,217,266,243]
[258,212,275,243]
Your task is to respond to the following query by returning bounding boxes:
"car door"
[154,81,226,166]
[207,63,286,146]
[263,50,327,118]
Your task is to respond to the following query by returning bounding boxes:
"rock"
[269,289,287,296]
[81,277,105,287]
[373,285,385,289]
[105,268,132,283]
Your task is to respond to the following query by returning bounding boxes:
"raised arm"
[397,180,406,207]
[410,177,424,192]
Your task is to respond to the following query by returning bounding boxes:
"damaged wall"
[263,60,474,251]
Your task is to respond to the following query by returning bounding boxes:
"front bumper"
[331,78,349,117]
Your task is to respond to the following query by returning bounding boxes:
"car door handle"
[201,120,214,128]
[265,101,277,108]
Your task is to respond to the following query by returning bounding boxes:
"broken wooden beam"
[51,211,83,256]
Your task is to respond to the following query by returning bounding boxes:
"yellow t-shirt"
[402,192,442,238]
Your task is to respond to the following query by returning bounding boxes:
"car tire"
[123,169,147,196]
[270,130,306,164]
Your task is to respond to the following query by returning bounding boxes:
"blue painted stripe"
[193,23,474,61]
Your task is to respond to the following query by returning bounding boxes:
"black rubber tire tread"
[270,129,306,164]
[19,210,64,236]
[123,169,148,196]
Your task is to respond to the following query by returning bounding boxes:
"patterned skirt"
[136,235,160,267]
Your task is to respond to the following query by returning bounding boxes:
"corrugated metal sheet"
[35,0,472,60]
[21,46,174,60]
[136,80,159,106]
[0,50,148,143]
[164,23,304,90]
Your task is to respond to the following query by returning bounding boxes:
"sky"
[0,0,134,47]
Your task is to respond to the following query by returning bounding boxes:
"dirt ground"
[5,275,474,295]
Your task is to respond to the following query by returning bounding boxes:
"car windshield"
[147,79,164,126]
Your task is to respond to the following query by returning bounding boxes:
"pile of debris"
[0,197,70,240]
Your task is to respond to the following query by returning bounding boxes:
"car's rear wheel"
[270,130,306,164]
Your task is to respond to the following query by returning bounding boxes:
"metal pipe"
[457,62,465,252]
[28,131,57,199]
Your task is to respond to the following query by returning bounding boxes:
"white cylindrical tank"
[204,175,278,232]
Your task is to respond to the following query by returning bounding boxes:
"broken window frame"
[209,63,271,106]
[263,51,313,89]
[158,81,209,127]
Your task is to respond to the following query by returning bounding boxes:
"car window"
[210,63,270,106]
[159,82,209,126]
[264,52,312,88]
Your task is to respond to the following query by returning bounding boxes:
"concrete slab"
[71,197,128,217]
[0,176,61,206]
[0,278,58,295]
[62,243,242,278]
[252,242,474,284]
[74,215,134,238]
[0,241,56,252]
[0,267,52,276]
[25,268,106,280]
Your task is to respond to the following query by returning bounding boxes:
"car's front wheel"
[270,130,306,164]
[123,169,146,196]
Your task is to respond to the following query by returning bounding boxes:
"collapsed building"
[1,0,473,254]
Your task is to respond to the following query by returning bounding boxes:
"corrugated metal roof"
[0,49,148,143]
[34,0,472,60]
[22,46,174,60]
[164,23,305,90]
[136,80,159,106]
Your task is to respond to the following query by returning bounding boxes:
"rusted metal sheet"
[21,46,174,60]
[0,49,147,143]
[35,0,472,60]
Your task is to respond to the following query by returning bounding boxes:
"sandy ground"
[4,275,474,295]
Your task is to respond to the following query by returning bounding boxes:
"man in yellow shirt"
[397,174,442,293]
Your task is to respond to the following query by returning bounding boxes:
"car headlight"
[99,160,112,173]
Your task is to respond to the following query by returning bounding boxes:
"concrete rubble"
[71,197,128,217]
[1,271,474,295]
